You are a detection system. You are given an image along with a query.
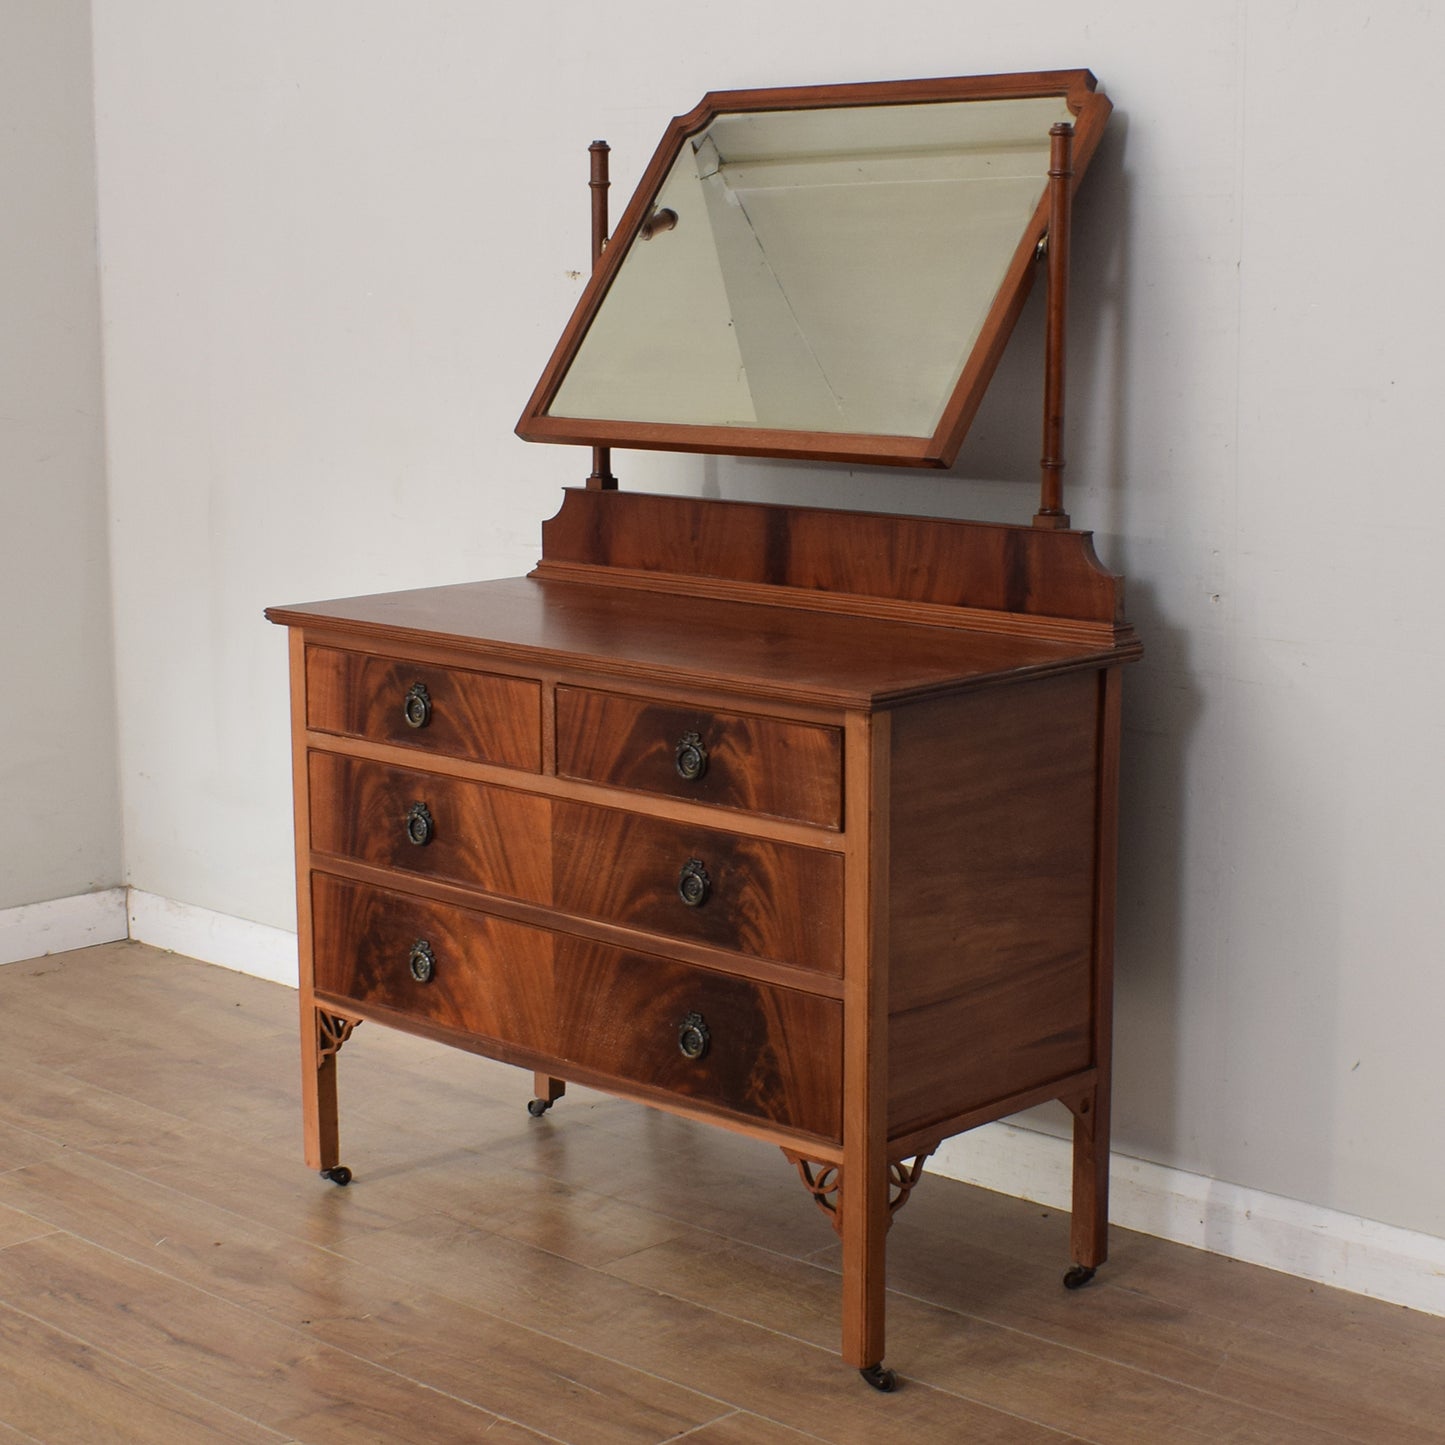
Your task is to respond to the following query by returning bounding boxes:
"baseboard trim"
[126,889,298,988]
[0,887,129,965]
[931,1122,1445,1318]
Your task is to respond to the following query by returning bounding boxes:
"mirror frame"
[516,70,1111,470]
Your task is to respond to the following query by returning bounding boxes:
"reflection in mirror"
[547,96,1076,438]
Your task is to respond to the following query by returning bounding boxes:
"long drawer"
[555,686,843,828]
[311,874,843,1140]
[307,752,844,974]
[306,645,541,770]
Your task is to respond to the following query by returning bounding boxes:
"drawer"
[555,687,842,828]
[307,753,844,974]
[308,751,550,903]
[306,646,541,770]
[311,874,842,1140]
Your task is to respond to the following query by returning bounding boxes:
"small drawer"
[555,687,842,828]
[308,752,550,904]
[311,875,842,1140]
[306,646,540,770]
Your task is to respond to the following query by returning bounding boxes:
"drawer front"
[555,687,842,828]
[306,646,541,770]
[551,798,843,974]
[311,874,842,1140]
[308,753,844,974]
[308,752,551,904]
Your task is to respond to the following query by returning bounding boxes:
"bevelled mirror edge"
[515,70,1111,470]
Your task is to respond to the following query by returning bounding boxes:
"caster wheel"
[859,1364,898,1392]
[320,1166,352,1187]
[1063,1264,1096,1290]
[526,1098,552,1117]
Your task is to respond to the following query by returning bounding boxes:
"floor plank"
[0,940,1442,1445]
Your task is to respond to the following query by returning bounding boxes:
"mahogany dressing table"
[267,70,1138,1390]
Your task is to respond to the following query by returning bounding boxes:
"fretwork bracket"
[316,1008,361,1063]
[782,1149,934,1234]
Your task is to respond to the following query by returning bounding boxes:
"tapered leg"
[528,1072,566,1116]
[303,1005,355,1175]
[840,1155,890,1372]
[1067,1084,1109,1273]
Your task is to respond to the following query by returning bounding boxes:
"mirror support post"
[587,140,619,491]
[1034,122,1074,530]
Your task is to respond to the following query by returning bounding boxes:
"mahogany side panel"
[555,685,843,828]
[311,874,842,1139]
[885,670,1101,1137]
[306,645,542,771]
[540,490,1125,624]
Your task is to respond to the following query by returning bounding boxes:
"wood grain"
[305,643,541,770]
[268,575,1122,709]
[307,750,844,972]
[886,671,1099,1137]
[556,684,843,826]
[311,874,843,1139]
[540,488,1128,624]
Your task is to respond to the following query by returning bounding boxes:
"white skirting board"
[931,1124,1445,1319]
[126,889,298,988]
[0,887,128,965]
[6,889,1442,1320]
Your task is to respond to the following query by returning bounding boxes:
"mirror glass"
[518,75,1110,467]
[547,96,1074,438]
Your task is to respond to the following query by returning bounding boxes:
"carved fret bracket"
[316,1009,361,1063]
[782,1149,935,1233]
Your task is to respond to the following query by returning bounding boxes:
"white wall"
[0,0,120,912]
[88,2,1445,1245]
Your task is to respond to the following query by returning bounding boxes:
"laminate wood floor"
[0,942,1439,1444]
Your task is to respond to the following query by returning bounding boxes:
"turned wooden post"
[586,140,617,491]
[1035,122,1074,530]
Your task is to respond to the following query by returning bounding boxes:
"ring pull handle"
[408,939,435,984]
[677,858,711,908]
[405,801,434,847]
[403,681,432,729]
[675,731,708,782]
[678,1011,710,1060]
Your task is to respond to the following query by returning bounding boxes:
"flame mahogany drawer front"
[305,645,541,771]
[306,751,845,974]
[311,873,843,1140]
[554,686,843,828]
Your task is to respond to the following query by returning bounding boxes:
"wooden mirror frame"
[516,70,1111,470]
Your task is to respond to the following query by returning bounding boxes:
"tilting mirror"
[518,72,1111,468]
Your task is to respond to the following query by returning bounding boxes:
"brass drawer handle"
[674,731,708,782]
[407,936,433,982]
[403,681,432,729]
[408,939,436,984]
[405,801,435,846]
[678,1011,710,1060]
[677,858,711,908]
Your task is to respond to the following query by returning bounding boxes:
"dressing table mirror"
[268,69,1138,1391]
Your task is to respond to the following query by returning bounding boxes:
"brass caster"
[320,1166,352,1187]
[859,1363,898,1392]
[526,1097,553,1117]
[1063,1264,1096,1290]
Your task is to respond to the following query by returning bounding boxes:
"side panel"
[887,670,1100,1137]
